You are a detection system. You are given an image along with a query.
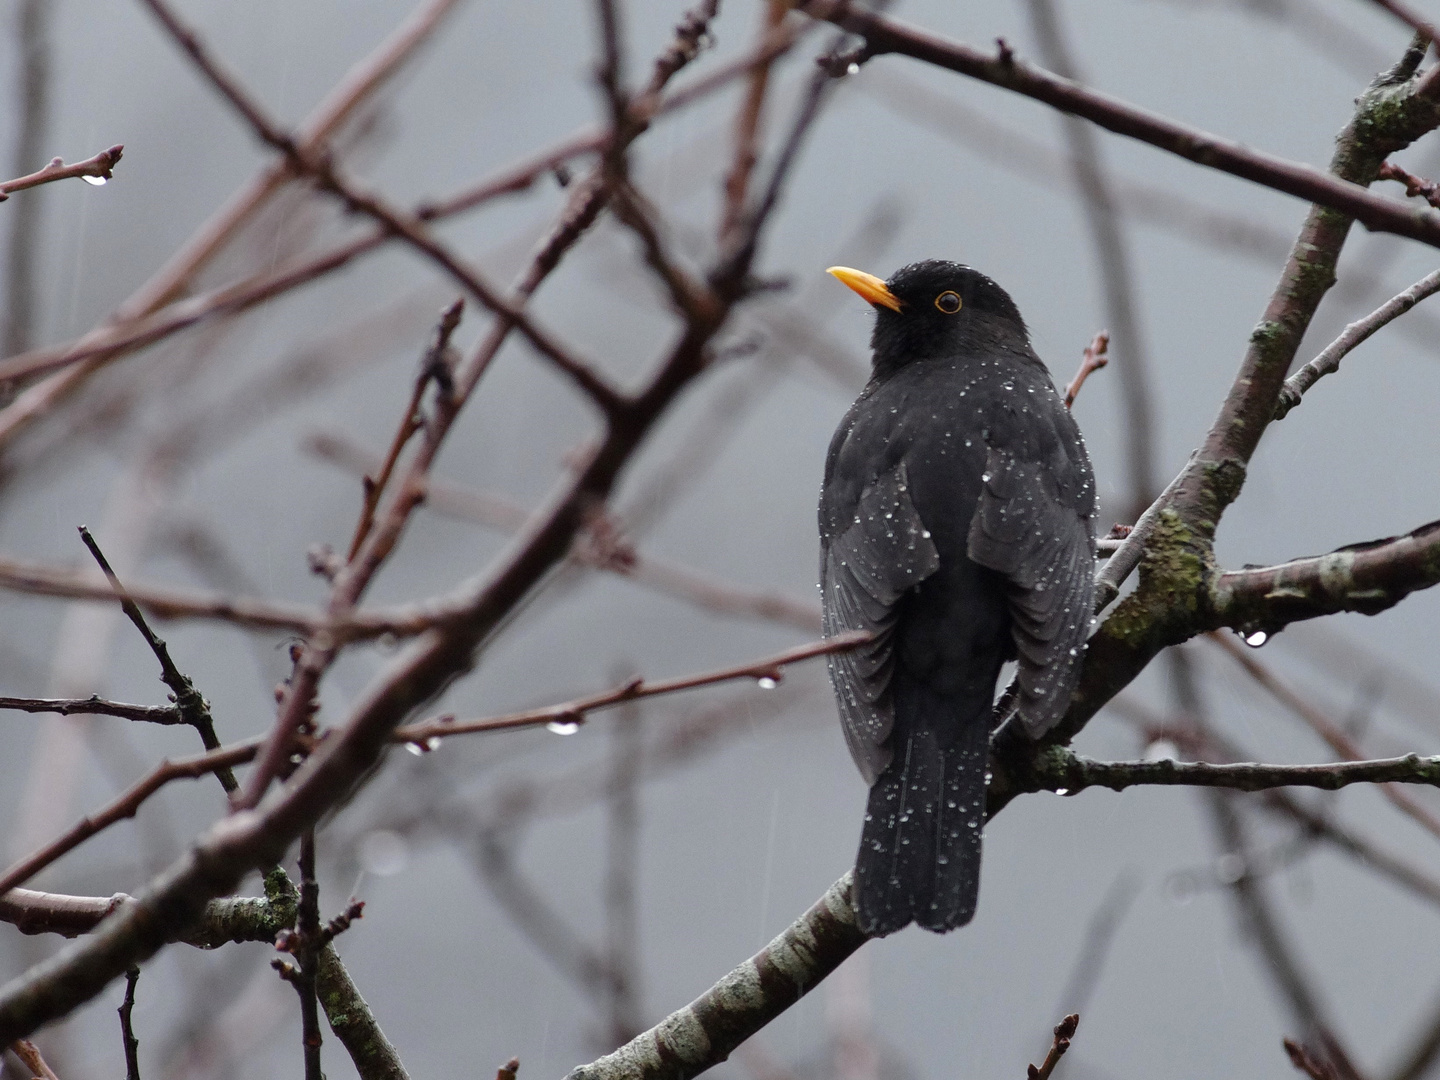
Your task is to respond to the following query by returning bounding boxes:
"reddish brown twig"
[7,1039,61,1080]
[0,0,463,451]
[1284,1037,1338,1080]
[1063,331,1109,410]
[0,144,122,201]
[1379,159,1440,209]
[0,738,263,899]
[395,630,870,743]
[1026,1014,1079,1080]
[720,1,785,243]
[345,300,463,562]
[497,1057,520,1080]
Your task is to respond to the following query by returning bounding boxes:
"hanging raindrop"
[546,719,581,735]
[82,175,107,187]
[1244,630,1268,648]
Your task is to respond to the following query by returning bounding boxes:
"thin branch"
[1026,1014,1079,1080]
[720,1,785,244]
[1208,631,1440,843]
[0,0,808,1039]
[294,834,323,1080]
[1026,746,1440,796]
[1378,158,1440,209]
[0,144,122,201]
[1063,331,1109,410]
[0,0,464,449]
[0,738,262,899]
[307,430,823,632]
[78,526,237,791]
[1275,265,1440,418]
[1287,1038,1340,1080]
[118,968,140,1080]
[396,631,866,742]
[1109,697,1440,910]
[137,0,626,419]
[7,1040,59,1080]
[346,299,463,561]
[0,696,181,725]
[1207,792,1364,1080]
[799,2,1440,250]
[0,553,458,638]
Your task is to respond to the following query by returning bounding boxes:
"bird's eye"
[935,291,962,314]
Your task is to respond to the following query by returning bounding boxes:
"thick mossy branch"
[1213,518,1440,635]
[317,944,410,1080]
[565,875,866,1080]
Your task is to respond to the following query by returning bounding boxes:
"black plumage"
[819,260,1097,936]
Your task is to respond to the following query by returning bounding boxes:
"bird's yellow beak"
[827,266,903,312]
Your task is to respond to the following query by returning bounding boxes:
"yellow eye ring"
[935,291,962,314]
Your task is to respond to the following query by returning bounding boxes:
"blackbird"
[820,260,1097,936]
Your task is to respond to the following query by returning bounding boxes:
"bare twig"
[118,968,140,1080]
[0,144,122,201]
[0,738,262,899]
[394,631,868,743]
[496,1057,520,1080]
[0,554,433,638]
[1275,265,1440,417]
[137,0,625,419]
[1026,1014,1079,1080]
[346,299,463,561]
[8,1040,60,1080]
[799,2,1440,250]
[1378,159,1440,208]
[1063,331,1109,410]
[1287,1037,1340,1080]
[78,526,236,791]
[0,0,464,448]
[720,1,785,244]
[1208,631,1440,844]
[0,696,181,725]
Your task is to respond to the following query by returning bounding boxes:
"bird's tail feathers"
[853,691,989,936]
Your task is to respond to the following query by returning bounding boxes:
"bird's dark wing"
[821,461,941,784]
[966,443,1095,739]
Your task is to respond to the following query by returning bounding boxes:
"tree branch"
[1275,265,1440,418]
[395,631,868,742]
[0,696,181,725]
[565,875,866,1080]
[0,144,122,200]
[799,2,1440,249]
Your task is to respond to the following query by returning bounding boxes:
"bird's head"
[827,260,1032,375]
